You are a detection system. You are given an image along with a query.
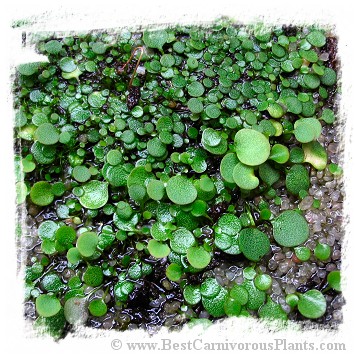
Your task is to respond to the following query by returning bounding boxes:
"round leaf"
[272,210,309,247]
[36,294,61,318]
[76,231,98,257]
[297,289,326,319]
[79,180,108,209]
[170,228,196,254]
[239,228,270,261]
[166,176,197,205]
[235,129,270,166]
[186,246,211,269]
[30,181,54,206]
[147,239,170,258]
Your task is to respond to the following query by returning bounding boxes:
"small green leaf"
[89,299,107,317]
[306,30,326,47]
[143,30,168,50]
[44,40,63,54]
[235,129,270,166]
[79,180,108,209]
[36,294,61,318]
[183,285,201,305]
[170,228,196,254]
[239,228,270,261]
[297,289,326,319]
[83,266,103,287]
[200,278,221,298]
[286,164,310,196]
[59,57,77,72]
[232,162,259,190]
[269,144,289,164]
[187,246,211,269]
[30,181,54,206]
[302,141,328,170]
[147,239,171,258]
[217,214,241,236]
[220,153,239,183]
[166,175,197,205]
[76,231,98,258]
[258,297,288,321]
[201,287,228,318]
[34,123,59,145]
[272,210,309,247]
[230,285,249,305]
[166,263,183,282]
[327,271,341,292]
[147,179,165,201]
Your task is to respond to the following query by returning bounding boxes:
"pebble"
[164,300,181,314]
[299,196,314,210]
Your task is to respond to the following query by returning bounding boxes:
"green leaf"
[272,210,309,247]
[67,247,82,265]
[183,285,201,305]
[38,221,58,241]
[44,40,63,54]
[267,102,284,118]
[147,138,167,157]
[166,175,197,205]
[72,165,91,183]
[314,243,331,261]
[254,274,272,291]
[143,30,168,50]
[59,57,77,72]
[232,162,259,190]
[327,271,341,292]
[83,266,103,287]
[150,221,171,242]
[320,67,336,86]
[306,30,326,47]
[79,180,108,209]
[269,144,289,164]
[286,164,310,196]
[230,285,249,305]
[166,263,183,281]
[76,231,98,258]
[294,118,322,143]
[187,81,205,97]
[36,294,61,318]
[220,153,239,183]
[41,273,64,293]
[187,98,204,114]
[187,246,211,269]
[297,289,326,319]
[200,278,221,298]
[258,297,288,321]
[170,228,196,254]
[88,91,106,108]
[302,141,328,170]
[201,287,228,318]
[235,129,270,166]
[202,128,221,147]
[35,123,59,145]
[89,299,107,317]
[239,228,270,261]
[30,181,54,206]
[18,62,41,76]
[147,239,171,258]
[217,214,241,236]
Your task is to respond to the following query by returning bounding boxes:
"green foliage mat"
[14,20,341,338]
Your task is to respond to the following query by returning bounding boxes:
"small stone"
[299,196,314,210]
